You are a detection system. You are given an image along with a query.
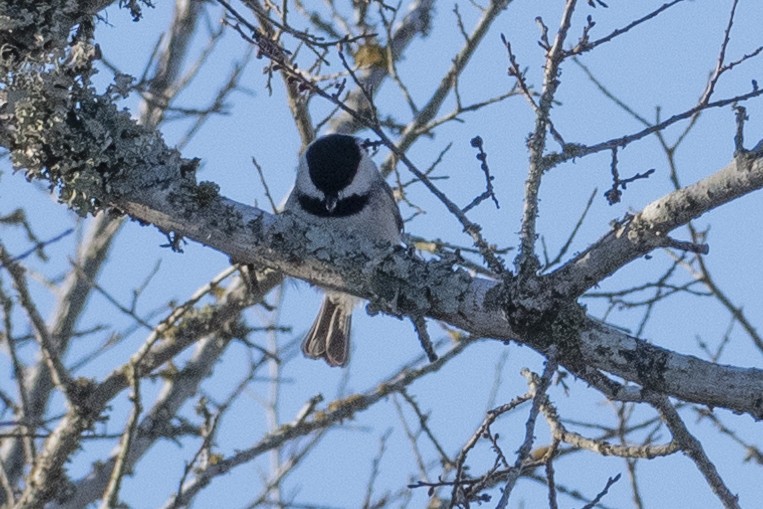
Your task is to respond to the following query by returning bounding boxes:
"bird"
[284,134,403,367]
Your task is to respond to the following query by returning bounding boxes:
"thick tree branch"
[106,173,763,420]
[0,2,208,500]
[3,60,763,422]
[547,150,763,299]
[0,1,112,62]
[4,1,763,507]
[4,52,763,422]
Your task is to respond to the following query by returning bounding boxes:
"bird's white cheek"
[296,164,322,197]
[342,159,378,196]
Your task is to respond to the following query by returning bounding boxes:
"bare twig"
[164,340,473,508]
[362,428,393,509]
[549,86,763,167]
[0,245,74,400]
[734,105,747,154]
[580,473,622,509]
[391,395,430,481]
[2,228,74,265]
[604,147,656,205]
[495,349,558,507]
[379,0,512,166]
[445,392,533,507]
[0,283,36,472]
[461,136,500,213]
[98,366,141,509]
[698,0,740,107]
[571,0,688,56]
[650,396,741,509]
[410,315,437,362]
[398,389,452,468]
[517,0,577,276]
[251,155,279,213]
[544,440,561,509]
[693,408,763,465]
[169,401,222,509]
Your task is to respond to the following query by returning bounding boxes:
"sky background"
[2,1,763,507]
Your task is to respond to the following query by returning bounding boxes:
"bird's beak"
[324,194,337,212]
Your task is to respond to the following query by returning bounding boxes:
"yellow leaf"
[354,42,387,69]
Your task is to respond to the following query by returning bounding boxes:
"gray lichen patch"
[4,47,192,217]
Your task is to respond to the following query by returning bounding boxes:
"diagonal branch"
[546,151,763,299]
[106,168,763,419]
[162,340,472,508]
[330,0,437,134]
[4,62,763,419]
[378,0,512,168]
[650,395,741,509]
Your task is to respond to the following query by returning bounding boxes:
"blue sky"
[2,1,763,507]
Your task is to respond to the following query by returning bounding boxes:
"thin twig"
[548,85,763,167]
[495,348,559,508]
[650,395,741,509]
[462,136,500,213]
[698,0,740,106]
[164,340,474,508]
[362,428,393,509]
[0,283,37,471]
[543,187,597,270]
[2,228,74,265]
[0,244,74,400]
[446,392,533,508]
[571,0,688,56]
[99,366,142,509]
[517,0,577,276]
[399,389,452,467]
[580,473,622,509]
[410,315,437,362]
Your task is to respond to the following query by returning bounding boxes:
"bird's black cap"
[305,134,361,197]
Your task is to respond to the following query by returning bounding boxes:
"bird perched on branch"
[284,134,403,367]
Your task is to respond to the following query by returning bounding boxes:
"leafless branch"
[495,349,558,507]
[0,245,74,401]
[570,0,688,56]
[98,366,141,509]
[517,0,577,276]
[650,396,741,509]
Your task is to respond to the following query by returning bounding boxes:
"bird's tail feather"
[302,294,352,367]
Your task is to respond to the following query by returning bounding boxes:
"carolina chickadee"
[284,134,403,367]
